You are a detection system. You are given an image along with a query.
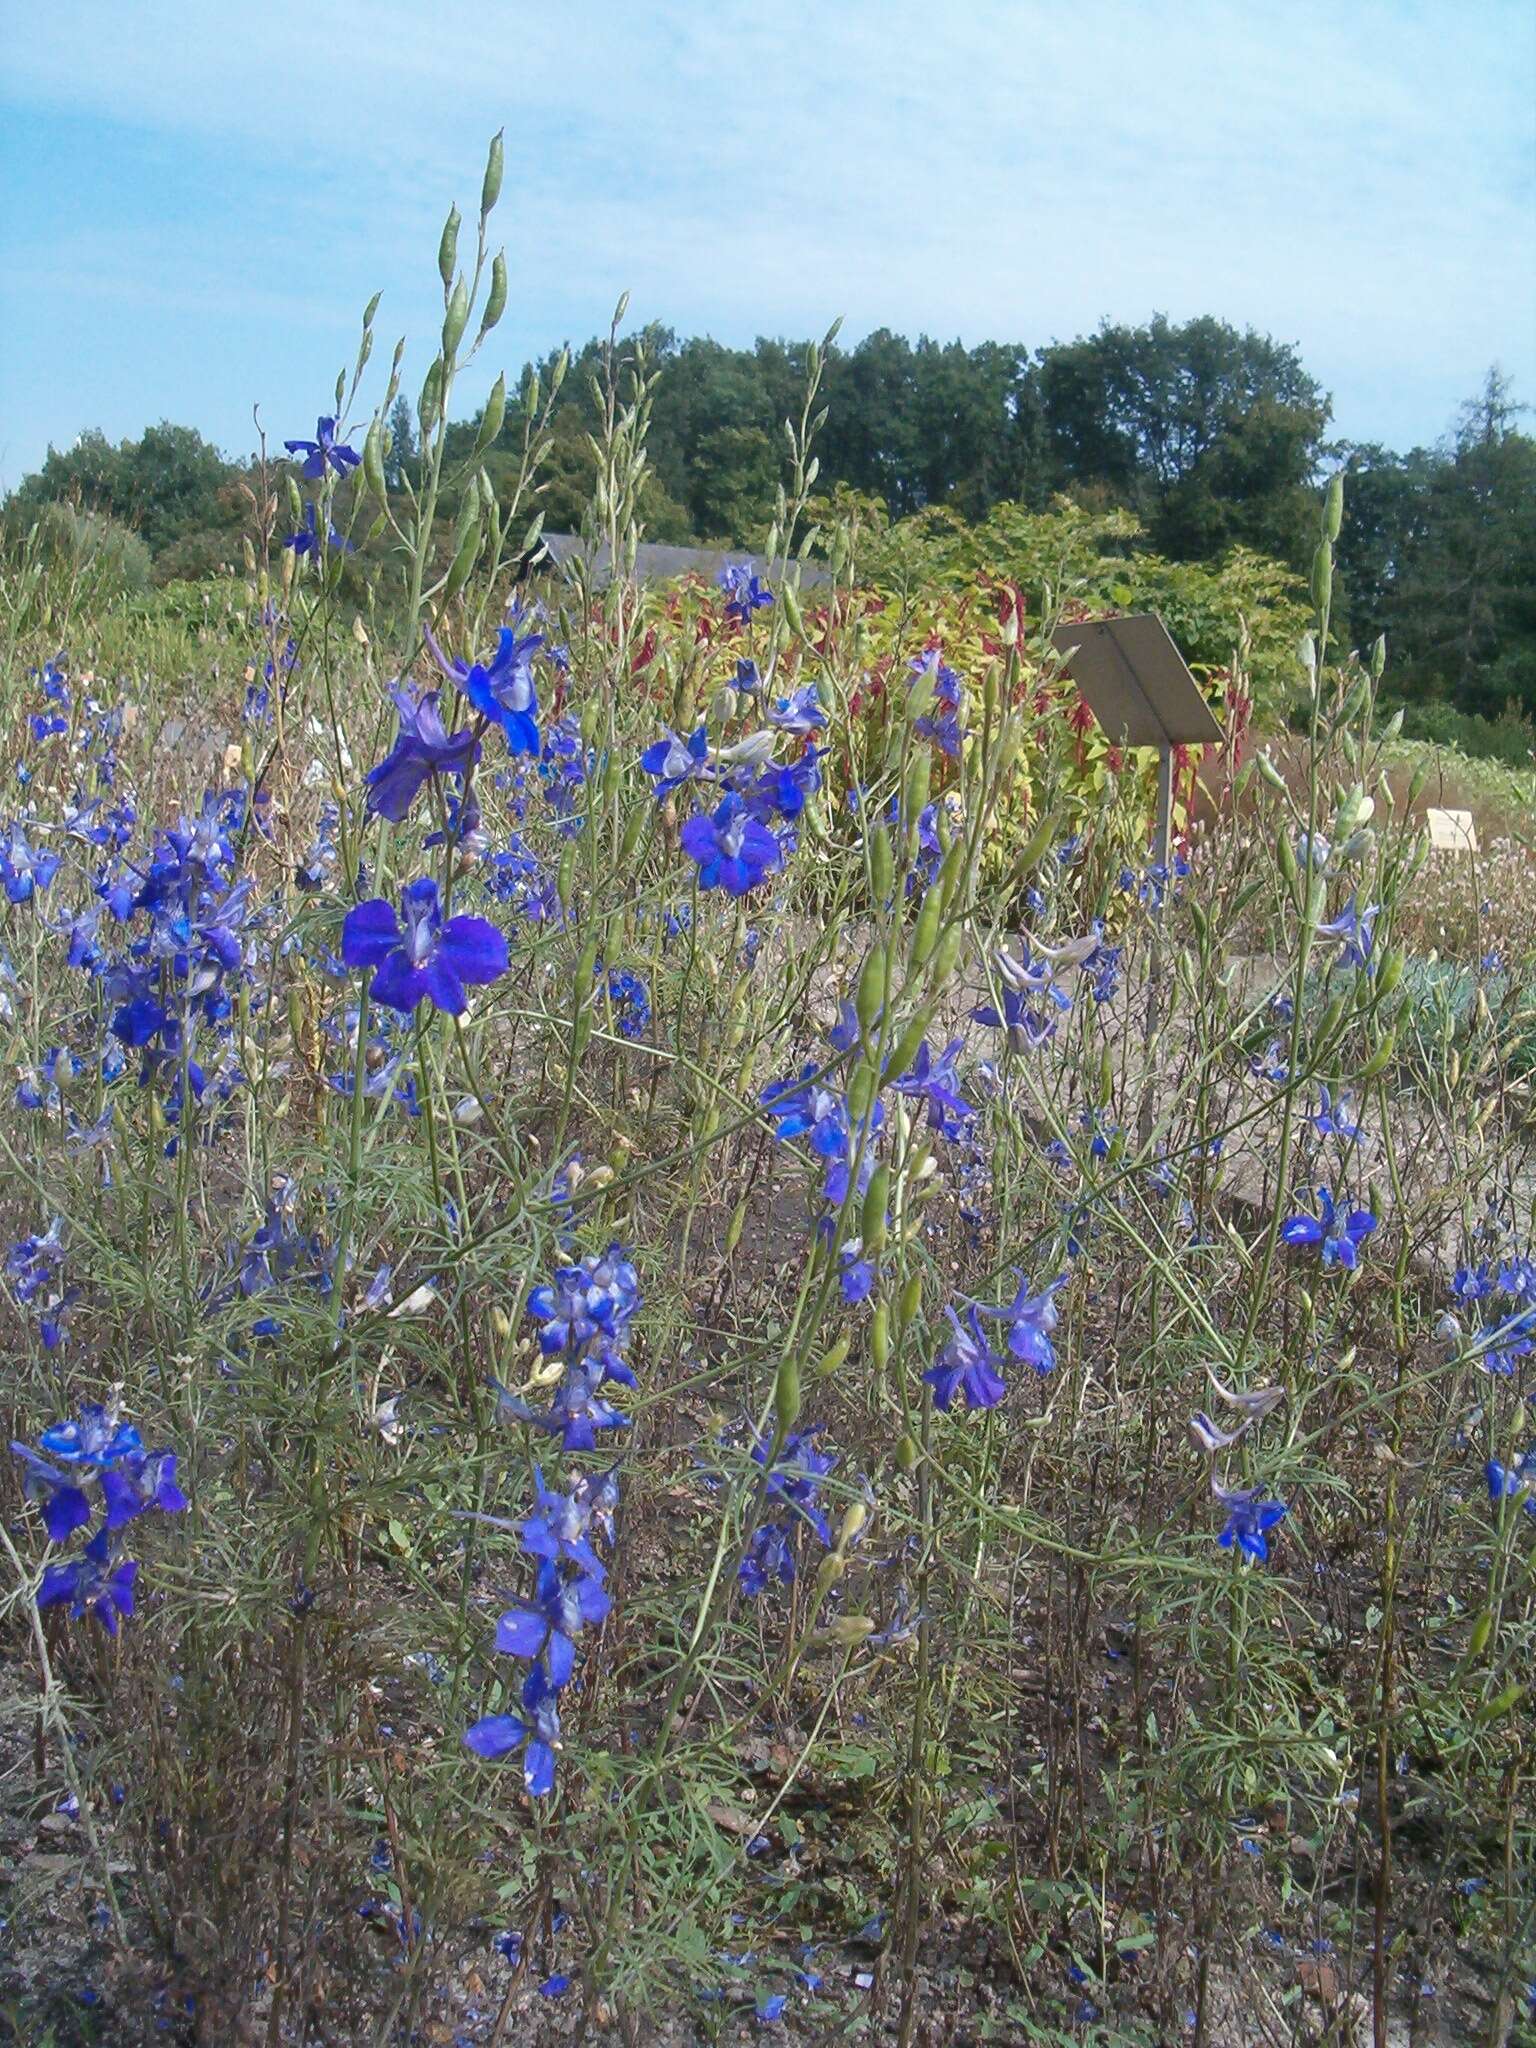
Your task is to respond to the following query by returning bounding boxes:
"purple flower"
[924,1305,1009,1411]
[492,1364,631,1452]
[1311,1085,1361,1143]
[99,1450,189,1530]
[1280,1187,1377,1269]
[766,686,826,735]
[1317,893,1379,971]
[891,1038,973,1138]
[641,725,711,799]
[284,415,361,479]
[425,622,542,755]
[39,1403,142,1467]
[718,561,774,624]
[463,1663,562,1796]
[364,687,480,823]
[1215,1485,1287,1562]
[493,1558,610,1690]
[1,822,62,904]
[519,1472,606,1579]
[10,1446,92,1543]
[283,502,354,556]
[38,1527,139,1635]
[978,1272,1065,1375]
[341,877,508,1016]
[679,792,783,896]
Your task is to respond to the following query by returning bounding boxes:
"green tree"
[1036,316,1330,564]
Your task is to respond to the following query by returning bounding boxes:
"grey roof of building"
[536,532,831,590]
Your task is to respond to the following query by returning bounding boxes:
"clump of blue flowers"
[12,1402,186,1632]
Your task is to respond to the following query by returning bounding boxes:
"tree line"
[8,317,1533,732]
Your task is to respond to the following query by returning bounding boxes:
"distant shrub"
[1382,695,1536,769]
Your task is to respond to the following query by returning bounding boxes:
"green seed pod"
[475,373,506,452]
[836,1501,868,1553]
[937,839,966,910]
[1256,752,1288,794]
[556,842,576,913]
[443,514,481,604]
[480,130,504,219]
[1370,633,1387,680]
[443,278,470,359]
[1324,472,1344,542]
[861,1166,890,1252]
[930,924,963,988]
[774,1352,802,1439]
[909,884,942,969]
[898,1271,922,1329]
[285,475,304,527]
[1358,1029,1397,1080]
[437,204,461,288]
[363,416,388,506]
[1475,1682,1525,1723]
[856,944,889,1033]
[419,358,444,437]
[905,749,931,829]
[480,250,508,338]
[1277,828,1298,889]
[894,1431,918,1472]
[1376,947,1405,998]
[1406,757,1430,806]
[1468,1608,1493,1659]
[1015,808,1057,878]
[1316,991,1348,1045]
[847,1059,879,1122]
[869,824,894,905]
[885,1012,930,1088]
[870,1303,890,1373]
[725,1197,747,1254]
[1095,1043,1113,1108]
[1310,541,1333,617]
[782,583,808,641]
[575,933,600,990]
[816,1333,851,1379]
[823,1614,875,1647]
[620,804,647,863]
[811,1553,845,1605]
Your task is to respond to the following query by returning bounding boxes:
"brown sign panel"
[1049,614,1224,749]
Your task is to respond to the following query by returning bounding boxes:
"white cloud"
[3,0,1532,471]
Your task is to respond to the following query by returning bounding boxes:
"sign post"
[1049,614,1223,1144]
[1048,613,1223,882]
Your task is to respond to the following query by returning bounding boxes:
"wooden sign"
[1049,614,1223,750]
[1425,807,1478,854]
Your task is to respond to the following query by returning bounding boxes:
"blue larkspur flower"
[1280,1187,1377,1269]
[341,877,507,1016]
[679,792,782,896]
[283,415,361,479]
[427,621,543,755]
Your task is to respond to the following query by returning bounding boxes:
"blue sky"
[2,0,1532,487]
